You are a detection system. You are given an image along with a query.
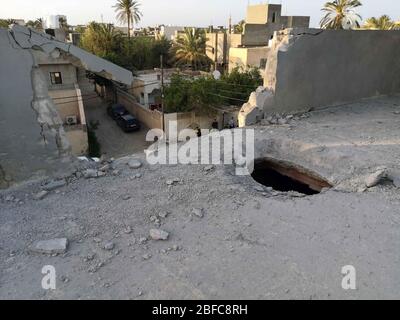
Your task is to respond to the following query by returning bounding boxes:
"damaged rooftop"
[1,0,400,302]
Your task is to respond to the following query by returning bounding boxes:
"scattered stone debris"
[149,229,169,241]
[93,237,102,243]
[192,208,204,218]
[43,179,66,191]
[103,241,115,251]
[33,190,49,200]
[30,238,68,255]
[123,226,133,234]
[83,169,105,179]
[166,178,181,186]
[98,165,110,173]
[389,173,400,188]
[128,159,142,169]
[5,195,13,202]
[158,211,170,219]
[142,254,152,260]
[138,237,147,245]
[365,168,387,188]
[60,275,70,283]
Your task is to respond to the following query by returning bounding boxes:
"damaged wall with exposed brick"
[0,28,73,188]
[263,28,400,114]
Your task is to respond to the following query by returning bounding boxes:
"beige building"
[35,50,90,155]
[206,3,310,73]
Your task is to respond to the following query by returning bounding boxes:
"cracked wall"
[0,28,73,188]
[263,28,400,114]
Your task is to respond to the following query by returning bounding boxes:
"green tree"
[58,17,70,33]
[26,18,44,31]
[0,19,16,28]
[234,20,245,33]
[113,0,142,39]
[363,15,400,30]
[320,0,362,30]
[80,22,123,63]
[164,68,262,114]
[171,28,211,71]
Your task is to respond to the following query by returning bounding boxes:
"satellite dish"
[212,70,221,80]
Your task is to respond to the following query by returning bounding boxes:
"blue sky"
[1,0,399,27]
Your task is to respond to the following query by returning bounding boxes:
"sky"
[1,0,399,28]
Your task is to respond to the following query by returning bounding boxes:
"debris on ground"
[30,238,68,255]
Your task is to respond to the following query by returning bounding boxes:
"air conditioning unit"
[65,115,77,125]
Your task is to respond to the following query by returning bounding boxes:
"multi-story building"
[206,3,310,74]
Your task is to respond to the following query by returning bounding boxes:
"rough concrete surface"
[1,96,400,300]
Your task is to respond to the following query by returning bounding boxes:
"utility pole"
[160,54,165,133]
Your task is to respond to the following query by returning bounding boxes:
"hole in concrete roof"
[251,158,332,195]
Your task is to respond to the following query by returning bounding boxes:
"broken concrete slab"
[149,229,169,241]
[33,190,49,200]
[128,159,142,169]
[43,179,66,191]
[365,168,388,188]
[192,208,204,218]
[30,238,68,255]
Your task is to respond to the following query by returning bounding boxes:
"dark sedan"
[116,114,141,132]
[107,104,129,120]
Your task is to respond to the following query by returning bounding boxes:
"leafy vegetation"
[170,28,211,71]
[88,121,101,157]
[113,0,142,39]
[320,0,362,29]
[0,19,16,28]
[363,15,400,30]
[234,20,245,34]
[79,22,172,70]
[164,67,262,114]
[25,18,44,31]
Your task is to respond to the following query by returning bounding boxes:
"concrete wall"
[116,88,163,129]
[39,64,77,89]
[0,28,72,188]
[263,28,400,114]
[206,32,228,67]
[229,46,269,75]
[65,126,88,155]
[48,89,79,122]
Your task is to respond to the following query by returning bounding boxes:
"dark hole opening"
[251,159,332,196]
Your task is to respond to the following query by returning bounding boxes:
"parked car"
[116,114,141,132]
[107,104,129,120]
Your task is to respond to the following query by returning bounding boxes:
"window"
[272,12,277,23]
[50,72,62,85]
[260,58,267,69]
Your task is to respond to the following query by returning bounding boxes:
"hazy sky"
[1,0,399,28]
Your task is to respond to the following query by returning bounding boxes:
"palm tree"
[113,0,142,39]
[172,28,211,71]
[0,19,16,28]
[320,0,362,30]
[234,20,245,34]
[58,17,69,32]
[364,15,392,30]
[364,15,400,30]
[392,21,400,30]
[26,18,44,31]
[80,22,122,57]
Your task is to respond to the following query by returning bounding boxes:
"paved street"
[83,92,152,158]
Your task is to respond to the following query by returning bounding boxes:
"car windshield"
[123,115,136,123]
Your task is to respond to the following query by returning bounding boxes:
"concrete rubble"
[1,85,400,299]
[30,238,69,255]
